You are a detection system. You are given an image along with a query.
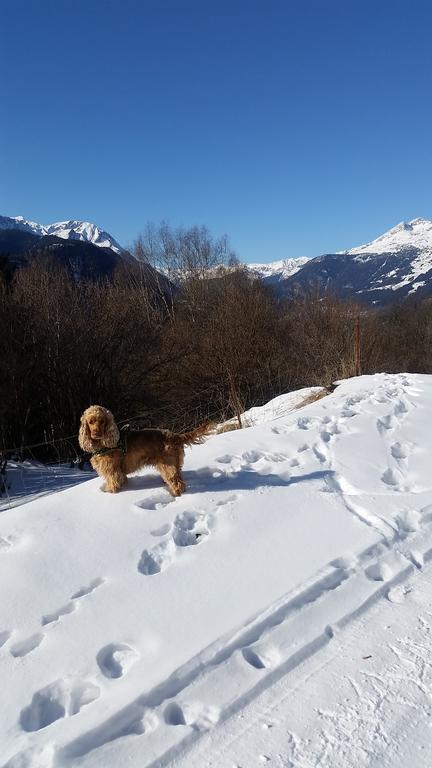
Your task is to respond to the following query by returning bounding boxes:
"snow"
[342,218,432,257]
[45,221,124,255]
[220,387,324,428]
[335,218,432,294]
[1,460,92,510]
[0,216,124,254]
[2,374,432,767]
[247,257,309,280]
[0,215,46,237]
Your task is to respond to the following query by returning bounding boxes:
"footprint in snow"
[242,644,280,670]
[150,523,172,537]
[10,632,44,658]
[138,541,175,575]
[0,536,14,552]
[313,445,328,464]
[297,416,311,430]
[365,562,393,582]
[134,491,173,511]
[20,678,100,732]
[241,450,264,463]
[394,399,409,416]
[42,602,76,627]
[321,425,340,443]
[391,441,411,460]
[215,454,233,464]
[41,578,105,626]
[331,554,357,571]
[216,493,239,507]
[97,643,138,679]
[387,585,411,604]
[377,414,395,433]
[172,511,210,547]
[139,510,211,576]
[71,577,105,600]
[3,745,54,768]
[341,406,358,417]
[0,629,11,648]
[396,509,420,534]
[381,468,406,490]
[297,444,309,453]
[164,701,220,730]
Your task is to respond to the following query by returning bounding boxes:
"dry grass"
[295,387,331,410]
[216,420,251,434]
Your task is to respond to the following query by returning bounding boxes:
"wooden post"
[354,315,361,376]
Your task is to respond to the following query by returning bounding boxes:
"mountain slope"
[247,257,309,280]
[342,217,432,257]
[278,217,432,304]
[0,216,124,254]
[2,374,432,767]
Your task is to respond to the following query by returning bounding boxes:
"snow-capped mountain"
[247,257,309,280]
[274,217,432,305]
[342,217,432,258]
[0,215,124,254]
[0,215,47,237]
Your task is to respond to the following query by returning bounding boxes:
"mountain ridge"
[0,215,124,254]
[247,217,432,305]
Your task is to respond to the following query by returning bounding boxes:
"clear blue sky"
[1,0,432,261]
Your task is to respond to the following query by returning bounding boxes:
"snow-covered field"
[2,374,432,768]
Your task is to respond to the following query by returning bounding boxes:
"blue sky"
[1,0,432,262]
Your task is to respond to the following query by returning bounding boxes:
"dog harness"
[91,430,127,457]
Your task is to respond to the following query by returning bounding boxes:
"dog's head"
[78,405,120,453]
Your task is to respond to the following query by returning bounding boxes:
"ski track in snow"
[3,373,432,768]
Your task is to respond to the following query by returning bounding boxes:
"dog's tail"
[173,422,215,447]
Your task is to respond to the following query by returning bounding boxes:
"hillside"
[250,218,432,305]
[4,214,432,304]
[2,374,432,767]
[0,217,124,255]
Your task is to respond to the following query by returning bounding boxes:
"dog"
[78,405,212,495]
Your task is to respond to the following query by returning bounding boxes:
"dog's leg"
[103,470,127,493]
[157,462,186,497]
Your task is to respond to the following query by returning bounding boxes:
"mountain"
[0,215,46,237]
[341,217,432,258]
[0,215,174,295]
[0,215,124,254]
[247,257,309,286]
[261,218,432,305]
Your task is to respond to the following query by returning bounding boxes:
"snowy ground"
[0,461,92,511]
[219,386,325,430]
[2,374,432,767]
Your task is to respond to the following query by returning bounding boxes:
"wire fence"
[0,376,295,510]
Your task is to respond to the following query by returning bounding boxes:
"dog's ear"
[102,408,120,448]
[78,412,94,453]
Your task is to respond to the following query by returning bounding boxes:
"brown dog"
[79,405,212,495]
